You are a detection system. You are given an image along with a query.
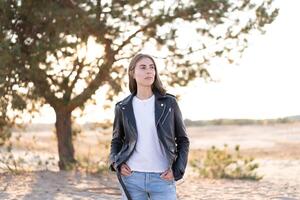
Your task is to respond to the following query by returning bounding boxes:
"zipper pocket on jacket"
[161,107,172,125]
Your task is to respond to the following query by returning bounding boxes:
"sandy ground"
[0,165,299,200]
[1,123,300,199]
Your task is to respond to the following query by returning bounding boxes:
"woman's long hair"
[128,53,166,95]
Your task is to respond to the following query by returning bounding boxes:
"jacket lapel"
[119,94,138,136]
[154,90,167,126]
[120,90,167,134]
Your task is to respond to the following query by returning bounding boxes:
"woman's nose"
[146,69,152,74]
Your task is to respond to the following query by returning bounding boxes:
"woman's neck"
[136,87,153,100]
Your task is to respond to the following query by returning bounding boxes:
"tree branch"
[67,63,110,111]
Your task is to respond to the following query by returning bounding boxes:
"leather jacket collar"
[118,90,170,135]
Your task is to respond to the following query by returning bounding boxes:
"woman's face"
[133,57,156,87]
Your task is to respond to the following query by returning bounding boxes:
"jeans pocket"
[159,176,175,184]
[122,171,135,178]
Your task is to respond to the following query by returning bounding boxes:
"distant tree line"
[184,116,300,126]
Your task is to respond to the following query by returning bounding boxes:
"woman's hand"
[120,163,132,176]
[160,168,174,181]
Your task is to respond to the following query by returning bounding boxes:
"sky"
[29,0,300,124]
[177,0,300,120]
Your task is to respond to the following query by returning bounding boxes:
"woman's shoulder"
[165,93,178,102]
[161,93,178,107]
[165,92,176,98]
[115,93,134,107]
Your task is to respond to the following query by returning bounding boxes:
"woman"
[109,53,189,200]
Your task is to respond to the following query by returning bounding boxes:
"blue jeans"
[120,171,177,200]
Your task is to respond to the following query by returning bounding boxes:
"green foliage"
[190,144,262,180]
[0,104,12,146]
[0,0,278,170]
[0,126,11,146]
[76,155,109,174]
[75,137,110,174]
[0,73,11,144]
[0,0,279,115]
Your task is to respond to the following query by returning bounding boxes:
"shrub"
[0,125,11,146]
[75,155,109,174]
[190,144,262,180]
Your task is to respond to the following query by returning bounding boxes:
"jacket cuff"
[109,161,120,172]
[172,165,184,181]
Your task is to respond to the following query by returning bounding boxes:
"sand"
[1,123,300,199]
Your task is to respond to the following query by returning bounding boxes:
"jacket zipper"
[156,104,166,127]
[161,107,171,125]
[155,105,174,169]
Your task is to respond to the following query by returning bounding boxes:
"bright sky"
[177,0,300,120]
[30,1,300,124]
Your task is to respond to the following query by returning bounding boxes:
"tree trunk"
[55,109,76,170]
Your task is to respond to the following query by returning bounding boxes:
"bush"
[75,155,109,174]
[190,144,262,180]
[0,126,11,146]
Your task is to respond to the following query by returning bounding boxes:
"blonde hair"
[128,54,166,95]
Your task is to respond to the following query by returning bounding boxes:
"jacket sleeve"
[108,104,124,171]
[171,98,190,181]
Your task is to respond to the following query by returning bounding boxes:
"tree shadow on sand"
[0,174,12,200]
[2,171,121,200]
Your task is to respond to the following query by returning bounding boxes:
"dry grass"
[1,123,300,199]
[2,122,300,172]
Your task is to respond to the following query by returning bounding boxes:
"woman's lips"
[145,77,154,80]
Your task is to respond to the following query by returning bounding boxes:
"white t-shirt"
[126,94,169,172]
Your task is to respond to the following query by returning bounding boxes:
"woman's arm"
[109,104,124,171]
[172,99,190,181]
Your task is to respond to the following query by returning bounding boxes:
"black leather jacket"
[109,90,189,181]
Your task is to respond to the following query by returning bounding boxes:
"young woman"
[109,53,189,200]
